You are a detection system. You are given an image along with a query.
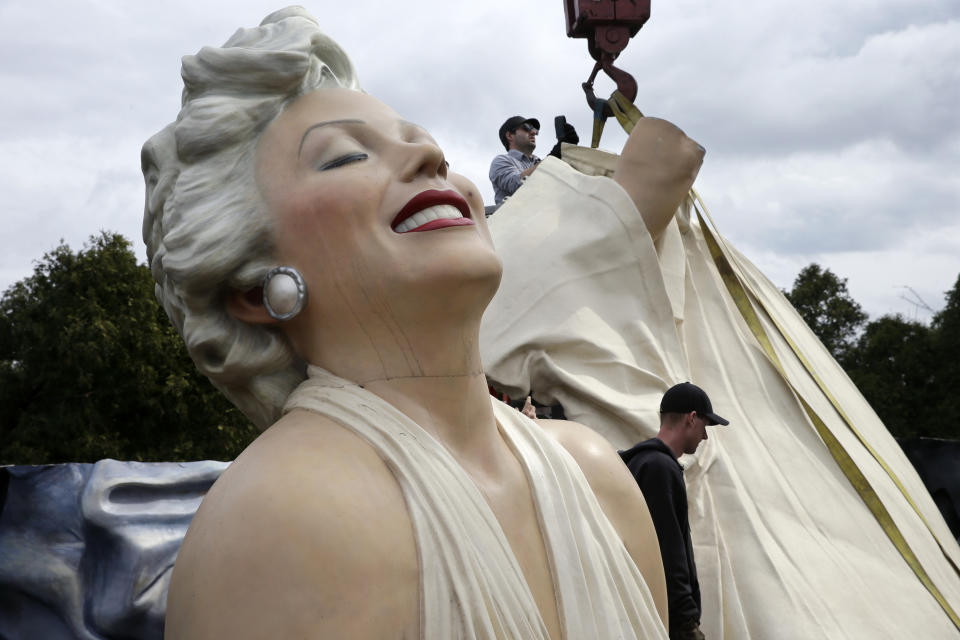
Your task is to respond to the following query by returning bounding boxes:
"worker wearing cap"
[489,115,541,205]
[619,383,730,640]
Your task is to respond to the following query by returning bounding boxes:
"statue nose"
[399,141,446,181]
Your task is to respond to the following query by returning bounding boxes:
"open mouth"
[393,204,467,233]
[391,189,474,234]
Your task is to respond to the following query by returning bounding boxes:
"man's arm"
[630,459,700,624]
[612,117,705,241]
[489,154,532,199]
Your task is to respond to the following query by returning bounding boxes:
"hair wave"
[142,7,361,428]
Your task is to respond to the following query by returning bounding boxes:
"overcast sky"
[1,0,957,322]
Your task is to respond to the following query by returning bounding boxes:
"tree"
[0,232,258,464]
[840,274,960,440]
[784,263,867,366]
[844,315,937,438]
[930,274,960,419]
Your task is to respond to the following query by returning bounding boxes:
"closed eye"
[318,153,368,171]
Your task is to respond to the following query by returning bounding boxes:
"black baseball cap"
[498,116,541,150]
[660,382,730,426]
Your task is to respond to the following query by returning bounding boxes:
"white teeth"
[394,204,464,233]
[411,211,429,227]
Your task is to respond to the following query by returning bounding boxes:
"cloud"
[627,9,960,156]
[0,132,147,292]
[699,136,960,251]
[746,221,960,324]
[0,0,956,323]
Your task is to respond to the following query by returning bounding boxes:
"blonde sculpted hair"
[141,7,360,428]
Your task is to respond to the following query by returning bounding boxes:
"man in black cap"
[489,115,541,205]
[619,382,730,640]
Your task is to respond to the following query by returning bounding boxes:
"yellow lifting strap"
[691,192,960,631]
[590,98,608,149]
[591,90,645,148]
[609,90,644,131]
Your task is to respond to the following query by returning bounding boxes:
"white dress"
[284,365,668,640]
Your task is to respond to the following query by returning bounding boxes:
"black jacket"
[619,438,701,626]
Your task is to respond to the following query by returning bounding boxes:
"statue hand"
[612,117,705,241]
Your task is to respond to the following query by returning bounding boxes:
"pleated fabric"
[480,154,960,639]
[284,366,668,640]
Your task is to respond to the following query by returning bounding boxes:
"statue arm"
[612,117,705,241]
[537,419,669,628]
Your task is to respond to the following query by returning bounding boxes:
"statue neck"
[362,366,499,461]
[304,315,501,460]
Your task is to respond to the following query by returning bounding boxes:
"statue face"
[254,88,501,349]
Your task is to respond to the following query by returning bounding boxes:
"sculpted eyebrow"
[298,119,365,157]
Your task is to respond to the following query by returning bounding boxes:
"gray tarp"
[0,460,227,639]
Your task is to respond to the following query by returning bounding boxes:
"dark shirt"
[619,438,701,627]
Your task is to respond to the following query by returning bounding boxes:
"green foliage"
[843,315,937,438]
[930,274,960,419]
[784,263,867,366]
[785,264,960,440]
[0,232,258,464]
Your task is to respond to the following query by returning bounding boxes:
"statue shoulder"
[536,418,639,508]
[537,418,668,627]
[164,409,418,639]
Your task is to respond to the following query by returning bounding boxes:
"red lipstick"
[391,189,472,231]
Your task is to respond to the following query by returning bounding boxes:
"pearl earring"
[262,266,308,321]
